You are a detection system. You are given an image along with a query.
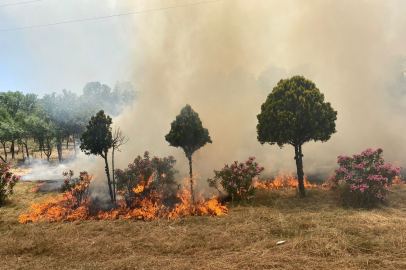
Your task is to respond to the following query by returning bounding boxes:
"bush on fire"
[331,148,402,208]
[208,157,265,200]
[60,170,92,208]
[0,162,20,205]
[115,151,179,207]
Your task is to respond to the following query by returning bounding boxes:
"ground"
[1,181,406,270]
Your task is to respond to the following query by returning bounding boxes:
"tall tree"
[257,75,337,197]
[165,104,212,204]
[80,110,114,202]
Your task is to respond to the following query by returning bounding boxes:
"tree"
[165,104,212,204]
[80,110,114,203]
[111,126,129,202]
[257,75,337,197]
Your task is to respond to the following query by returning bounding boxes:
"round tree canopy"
[165,104,212,159]
[257,75,337,148]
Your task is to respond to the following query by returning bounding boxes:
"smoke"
[30,0,406,196]
[22,152,97,181]
[99,0,406,188]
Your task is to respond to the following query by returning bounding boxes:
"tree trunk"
[1,141,7,162]
[57,141,62,163]
[188,157,195,204]
[0,154,5,163]
[112,147,116,202]
[103,153,114,203]
[11,140,15,160]
[66,135,69,149]
[40,141,43,162]
[294,144,306,197]
[73,134,76,156]
[24,141,30,164]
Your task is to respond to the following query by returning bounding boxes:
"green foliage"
[0,161,21,205]
[256,75,337,197]
[331,148,402,209]
[257,75,337,147]
[80,110,114,202]
[80,110,113,158]
[165,104,212,159]
[208,157,265,200]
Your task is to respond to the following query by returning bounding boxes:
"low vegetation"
[1,181,406,269]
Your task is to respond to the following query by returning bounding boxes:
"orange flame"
[31,182,46,193]
[19,173,227,223]
[391,175,405,186]
[256,171,317,190]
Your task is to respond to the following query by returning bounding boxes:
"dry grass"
[1,183,406,270]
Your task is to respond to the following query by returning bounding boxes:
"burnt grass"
[1,181,406,270]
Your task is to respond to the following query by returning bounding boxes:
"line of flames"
[19,172,404,223]
[256,172,405,190]
[19,174,227,223]
[255,171,318,189]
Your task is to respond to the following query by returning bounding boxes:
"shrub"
[60,170,92,208]
[115,151,179,207]
[208,157,265,200]
[330,148,402,208]
[0,162,20,205]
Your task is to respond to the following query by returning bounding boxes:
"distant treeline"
[0,81,139,163]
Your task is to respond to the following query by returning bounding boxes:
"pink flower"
[238,176,242,180]
[227,182,231,186]
[239,171,242,175]
[346,173,352,180]
[233,168,238,173]
[243,189,247,192]
[233,184,237,188]
[250,170,254,174]
[144,151,149,155]
[10,180,14,184]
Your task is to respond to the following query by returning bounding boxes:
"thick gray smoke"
[25,0,406,195]
[111,0,406,184]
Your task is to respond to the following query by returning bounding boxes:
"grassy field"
[1,182,406,270]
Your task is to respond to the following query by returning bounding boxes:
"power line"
[0,0,222,33]
[0,0,41,8]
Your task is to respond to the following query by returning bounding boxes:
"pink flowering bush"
[115,151,179,207]
[207,157,265,200]
[330,148,402,208]
[0,161,20,206]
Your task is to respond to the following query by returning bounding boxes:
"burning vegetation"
[19,172,227,223]
[256,171,317,190]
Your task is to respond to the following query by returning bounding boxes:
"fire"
[19,173,227,223]
[256,171,317,189]
[31,182,46,193]
[391,175,405,186]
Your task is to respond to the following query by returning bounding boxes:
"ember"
[256,171,317,189]
[19,173,227,223]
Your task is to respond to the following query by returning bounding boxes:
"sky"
[2,0,406,192]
